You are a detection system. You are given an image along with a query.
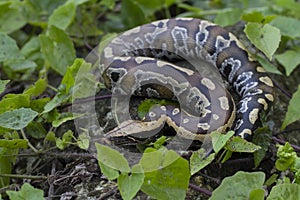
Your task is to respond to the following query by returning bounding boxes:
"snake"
[100,18,274,141]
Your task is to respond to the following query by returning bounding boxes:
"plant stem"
[21,129,38,153]
[0,174,48,180]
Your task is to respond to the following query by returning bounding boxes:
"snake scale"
[100,18,274,141]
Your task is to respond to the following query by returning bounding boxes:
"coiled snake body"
[101,18,274,141]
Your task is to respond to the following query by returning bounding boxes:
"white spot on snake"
[183,118,189,124]
[259,76,274,87]
[256,66,266,72]
[221,58,242,82]
[258,98,268,110]
[237,97,252,113]
[172,65,194,76]
[172,26,189,55]
[135,57,149,64]
[239,129,252,138]
[172,108,180,115]
[218,96,230,110]
[177,18,194,21]
[157,60,167,67]
[149,112,156,118]
[234,119,243,130]
[213,114,219,120]
[197,123,210,130]
[265,94,274,102]
[249,108,259,125]
[104,47,113,58]
[160,106,166,111]
[115,56,131,61]
[201,78,216,90]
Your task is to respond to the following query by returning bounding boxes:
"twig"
[0,174,48,180]
[47,160,56,200]
[272,136,300,151]
[98,186,118,200]
[189,183,212,196]
[58,94,112,110]
[273,81,292,99]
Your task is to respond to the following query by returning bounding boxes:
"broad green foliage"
[39,26,76,75]
[245,23,281,60]
[0,80,10,94]
[267,183,300,200]
[140,148,190,200]
[0,2,26,33]
[253,127,272,168]
[190,148,215,175]
[211,131,234,153]
[0,33,24,63]
[0,108,38,130]
[275,50,300,76]
[118,164,144,200]
[282,85,300,129]
[209,171,265,200]
[96,143,131,174]
[6,183,44,200]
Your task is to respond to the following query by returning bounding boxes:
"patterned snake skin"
[100,18,274,141]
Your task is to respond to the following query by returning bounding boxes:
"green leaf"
[52,112,85,127]
[24,78,47,97]
[209,171,265,200]
[71,59,96,99]
[249,188,265,200]
[118,164,145,200]
[100,0,115,9]
[39,26,76,75]
[282,85,300,129]
[225,136,261,153]
[0,80,10,94]
[76,133,90,150]
[0,2,26,33]
[267,183,300,200]
[42,92,69,114]
[0,139,28,149]
[245,22,281,60]
[271,16,300,38]
[0,156,12,188]
[56,130,73,150]
[121,0,149,28]
[275,50,300,76]
[265,174,278,186]
[96,143,131,173]
[49,2,76,30]
[211,131,234,153]
[140,149,190,200]
[0,94,30,114]
[25,121,47,139]
[190,148,215,175]
[255,55,282,75]
[99,161,119,180]
[6,183,44,200]
[0,108,38,130]
[253,127,272,168]
[214,8,242,26]
[149,136,167,149]
[242,11,276,24]
[0,33,24,63]
[275,142,297,171]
